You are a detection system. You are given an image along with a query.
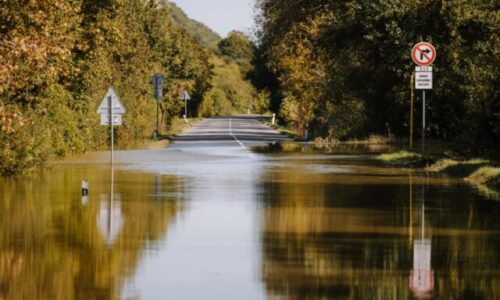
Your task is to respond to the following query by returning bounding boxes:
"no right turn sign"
[412,42,436,66]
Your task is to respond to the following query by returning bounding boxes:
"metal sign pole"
[422,90,426,155]
[109,95,114,165]
[185,97,187,118]
[410,74,415,149]
[156,99,159,138]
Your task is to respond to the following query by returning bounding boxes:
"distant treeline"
[255,0,499,156]
[0,0,243,175]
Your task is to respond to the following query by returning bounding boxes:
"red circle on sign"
[412,42,436,66]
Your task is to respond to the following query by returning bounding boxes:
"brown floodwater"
[0,146,498,299]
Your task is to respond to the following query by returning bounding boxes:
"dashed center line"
[229,118,246,149]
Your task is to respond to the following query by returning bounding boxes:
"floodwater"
[0,145,499,299]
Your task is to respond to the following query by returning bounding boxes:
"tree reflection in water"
[0,165,183,300]
[259,165,500,299]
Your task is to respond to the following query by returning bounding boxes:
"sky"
[171,0,256,37]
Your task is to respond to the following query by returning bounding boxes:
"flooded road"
[0,117,499,299]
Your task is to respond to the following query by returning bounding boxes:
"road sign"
[151,74,165,100]
[415,67,433,90]
[181,90,191,101]
[97,87,126,115]
[100,114,123,126]
[97,87,126,166]
[412,42,436,66]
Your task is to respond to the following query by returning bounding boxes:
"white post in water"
[81,180,89,205]
[81,180,89,196]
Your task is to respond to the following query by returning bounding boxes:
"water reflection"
[1,150,499,299]
[409,181,434,299]
[0,164,183,299]
[98,194,124,246]
[259,162,500,299]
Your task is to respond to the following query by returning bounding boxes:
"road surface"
[171,116,290,149]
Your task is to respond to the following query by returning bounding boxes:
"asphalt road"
[171,116,290,149]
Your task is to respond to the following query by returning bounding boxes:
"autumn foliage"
[256,0,499,156]
[0,0,213,174]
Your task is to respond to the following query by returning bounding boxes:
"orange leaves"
[0,105,26,135]
[0,0,82,96]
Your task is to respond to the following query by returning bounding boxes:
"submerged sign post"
[97,87,126,165]
[412,42,436,154]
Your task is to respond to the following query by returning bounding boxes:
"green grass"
[426,158,490,175]
[376,151,423,165]
[346,134,396,145]
[160,117,201,139]
[467,167,500,188]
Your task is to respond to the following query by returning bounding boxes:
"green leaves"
[257,0,499,153]
[0,0,216,174]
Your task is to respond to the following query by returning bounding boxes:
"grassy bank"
[142,117,200,149]
[427,158,500,189]
[376,150,500,191]
[376,151,426,166]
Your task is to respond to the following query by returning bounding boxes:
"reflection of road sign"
[152,73,165,100]
[412,42,436,66]
[415,67,433,90]
[98,194,124,246]
[100,114,123,126]
[181,90,191,101]
[410,238,434,296]
[97,87,126,115]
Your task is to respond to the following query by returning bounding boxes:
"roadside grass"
[377,152,499,192]
[376,150,424,165]
[159,117,201,139]
[262,120,299,140]
[346,134,396,145]
[136,117,200,150]
[466,167,500,188]
[426,158,490,176]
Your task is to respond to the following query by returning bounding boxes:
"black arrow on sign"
[420,49,431,60]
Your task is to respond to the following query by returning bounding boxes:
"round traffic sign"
[412,42,436,66]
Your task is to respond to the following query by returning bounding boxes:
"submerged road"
[171,116,291,148]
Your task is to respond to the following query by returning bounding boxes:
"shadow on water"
[0,164,184,300]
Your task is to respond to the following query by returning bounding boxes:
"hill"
[166,2,221,51]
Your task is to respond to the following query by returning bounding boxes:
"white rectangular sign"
[100,114,122,126]
[415,69,433,90]
[416,67,432,72]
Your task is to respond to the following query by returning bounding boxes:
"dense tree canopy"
[0,0,214,174]
[256,0,499,156]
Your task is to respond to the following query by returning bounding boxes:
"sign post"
[412,42,436,155]
[151,74,165,139]
[97,87,126,165]
[180,90,191,120]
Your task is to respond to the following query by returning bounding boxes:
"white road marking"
[229,118,246,149]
